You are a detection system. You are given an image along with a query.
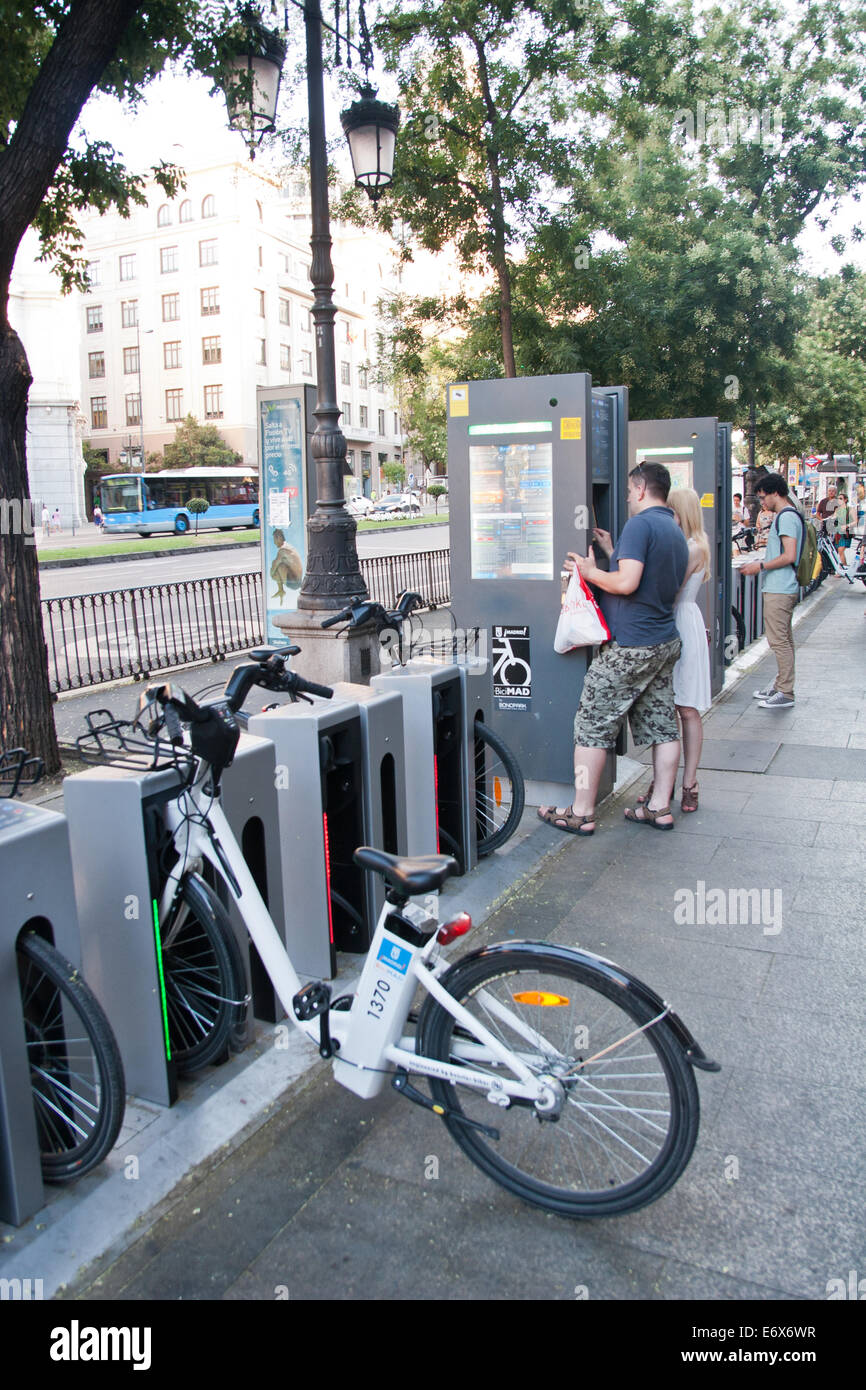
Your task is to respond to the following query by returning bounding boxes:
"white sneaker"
[758,691,795,708]
[752,685,776,700]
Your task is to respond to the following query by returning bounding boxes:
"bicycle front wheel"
[17,932,125,1183]
[161,873,247,1074]
[473,721,524,856]
[418,945,699,1218]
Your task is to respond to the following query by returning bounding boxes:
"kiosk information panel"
[448,374,609,793]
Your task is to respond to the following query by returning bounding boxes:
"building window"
[340,361,351,386]
[255,289,265,316]
[162,292,180,322]
[202,335,221,365]
[279,297,290,326]
[302,308,312,332]
[157,205,171,227]
[90,396,107,430]
[358,367,368,390]
[119,253,136,281]
[361,451,372,474]
[359,405,368,428]
[125,392,141,426]
[199,239,218,267]
[258,245,263,267]
[204,385,223,419]
[123,346,140,375]
[85,260,101,288]
[164,340,182,370]
[343,320,351,343]
[378,409,385,435]
[121,299,138,328]
[165,388,184,421]
[179,199,193,222]
[160,245,179,274]
[279,252,290,275]
[346,449,355,471]
[201,285,219,316]
[342,401,351,427]
[256,199,263,222]
[86,305,103,333]
[202,194,216,218]
[88,351,105,379]
[301,350,312,376]
[280,344,291,372]
[256,339,267,366]
[393,412,399,435]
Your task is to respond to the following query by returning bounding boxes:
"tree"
[382,460,406,489]
[0,1,245,770]
[160,414,242,470]
[427,483,447,515]
[187,495,209,534]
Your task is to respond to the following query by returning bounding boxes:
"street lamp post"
[219,1,399,623]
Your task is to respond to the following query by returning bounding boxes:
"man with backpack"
[740,473,808,708]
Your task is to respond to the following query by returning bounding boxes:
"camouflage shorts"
[573,637,682,749]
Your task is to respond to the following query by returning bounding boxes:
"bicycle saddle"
[248,644,301,662]
[353,847,458,895]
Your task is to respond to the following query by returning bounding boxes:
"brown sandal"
[624,804,674,831]
[681,783,699,813]
[636,779,654,806]
[537,805,595,837]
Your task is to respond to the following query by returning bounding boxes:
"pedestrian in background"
[740,474,800,708]
[834,491,856,566]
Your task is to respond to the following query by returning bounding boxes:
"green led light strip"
[152,898,172,1061]
[468,421,552,435]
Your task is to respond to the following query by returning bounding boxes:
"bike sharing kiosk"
[447,373,618,809]
[248,686,409,982]
[628,417,733,696]
[0,800,84,1224]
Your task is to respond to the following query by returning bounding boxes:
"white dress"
[672,550,712,713]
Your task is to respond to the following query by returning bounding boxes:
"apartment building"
[77,161,405,495]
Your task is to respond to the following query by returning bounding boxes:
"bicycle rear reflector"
[437,913,472,946]
[512,991,570,1006]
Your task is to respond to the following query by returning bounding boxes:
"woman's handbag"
[554,569,611,652]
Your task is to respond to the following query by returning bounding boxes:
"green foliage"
[187,492,209,534]
[427,483,447,514]
[161,415,242,470]
[81,438,110,471]
[383,461,406,488]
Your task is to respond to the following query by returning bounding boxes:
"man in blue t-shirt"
[538,462,688,835]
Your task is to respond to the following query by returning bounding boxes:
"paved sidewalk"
[3,577,864,1300]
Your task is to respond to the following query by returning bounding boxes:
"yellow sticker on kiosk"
[449,384,469,417]
[700,492,714,508]
[560,417,582,439]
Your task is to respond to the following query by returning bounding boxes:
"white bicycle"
[78,646,719,1218]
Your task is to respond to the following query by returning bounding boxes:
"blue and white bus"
[99,468,260,536]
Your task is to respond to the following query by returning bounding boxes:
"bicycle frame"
[159,762,552,1109]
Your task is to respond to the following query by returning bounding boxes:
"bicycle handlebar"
[320,607,354,629]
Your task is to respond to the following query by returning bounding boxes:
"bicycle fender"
[447,939,721,1073]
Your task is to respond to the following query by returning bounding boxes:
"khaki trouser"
[762,592,797,697]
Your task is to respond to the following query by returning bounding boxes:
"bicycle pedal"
[292,981,331,1022]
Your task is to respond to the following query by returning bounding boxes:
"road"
[39,524,449,599]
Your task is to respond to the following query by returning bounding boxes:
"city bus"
[98,468,260,535]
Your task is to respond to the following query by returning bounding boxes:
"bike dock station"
[0,799,84,1225]
[63,765,181,1107]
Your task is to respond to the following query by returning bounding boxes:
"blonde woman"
[638,487,711,812]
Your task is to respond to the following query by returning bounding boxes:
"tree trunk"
[0,324,60,772]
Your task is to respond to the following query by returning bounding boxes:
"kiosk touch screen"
[469,441,554,580]
[634,445,694,492]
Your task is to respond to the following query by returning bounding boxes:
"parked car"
[345,495,375,518]
[371,492,422,518]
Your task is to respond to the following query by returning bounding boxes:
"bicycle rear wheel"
[473,721,524,856]
[418,945,699,1218]
[160,873,247,1074]
[17,932,125,1183]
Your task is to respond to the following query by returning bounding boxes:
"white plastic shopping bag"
[553,569,611,653]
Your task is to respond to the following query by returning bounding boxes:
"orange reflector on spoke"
[493,776,502,807]
[512,991,570,1006]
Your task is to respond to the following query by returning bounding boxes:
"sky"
[77,60,866,281]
